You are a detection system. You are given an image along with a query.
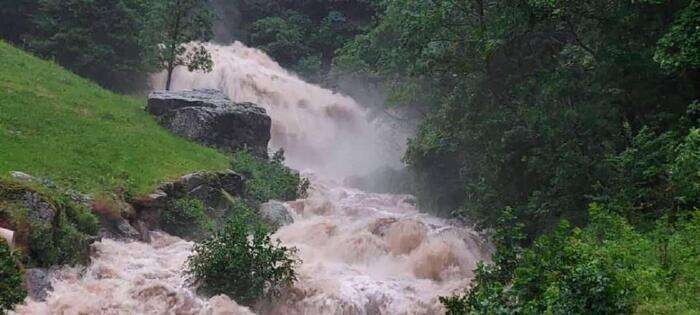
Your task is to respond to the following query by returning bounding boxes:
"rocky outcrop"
[147,89,271,158]
[131,170,245,233]
[0,177,96,267]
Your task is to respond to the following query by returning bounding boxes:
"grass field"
[0,41,229,195]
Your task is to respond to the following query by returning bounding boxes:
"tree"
[186,202,298,306]
[146,0,214,90]
[249,14,311,67]
[28,0,150,92]
[0,0,38,45]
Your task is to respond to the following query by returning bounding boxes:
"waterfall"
[13,41,489,315]
[151,42,406,180]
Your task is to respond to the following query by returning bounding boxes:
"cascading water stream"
[12,42,490,314]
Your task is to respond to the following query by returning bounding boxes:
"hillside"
[0,41,229,195]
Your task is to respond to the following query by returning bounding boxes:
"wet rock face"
[131,170,246,235]
[23,191,56,226]
[25,268,52,301]
[147,89,271,158]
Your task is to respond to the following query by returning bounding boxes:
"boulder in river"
[147,89,271,158]
[259,200,294,229]
[25,268,53,301]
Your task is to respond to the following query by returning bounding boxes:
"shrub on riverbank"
[442,207,700,314]
[186,204,298,306]
[230,150,306,203]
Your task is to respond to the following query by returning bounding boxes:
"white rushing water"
[13,42,490,314]
[151,42,406,179]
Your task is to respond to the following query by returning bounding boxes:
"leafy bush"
[442,206,700,314]
[160,198,211,240]
[186,204,298,306]
[600,126,700,227]
[61,199,100,236]
[0,240,26,311]
[249,15,311,67]
[654,0,700,71]
[230,150,304,203]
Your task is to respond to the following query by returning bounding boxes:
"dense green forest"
[244,0,700,312]
[1,0,699,313]
[335,1,699,313]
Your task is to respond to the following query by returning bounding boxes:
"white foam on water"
[13,41,490,315]
[152,42,405,180]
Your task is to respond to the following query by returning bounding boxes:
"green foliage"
[445,206,700,314]
[655,0,700,72]
[3,0,217,92]
[341,0,698,239]
[230,150,303,203]
[249,15,311,67]
[0,41,230,195]
[600,124,700,226]
[337,0,700,312]
[668,128,700,207]
[160,198,211,239]
[0,0,37,44]
[186,204,298,306]
[0,241,26,311]
[238,0,378,81]
[27,212,92,267]
[27,0,151,92]
[145,0,214,90]
[56,194,100,236]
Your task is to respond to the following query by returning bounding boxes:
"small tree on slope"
[145,0,214,90]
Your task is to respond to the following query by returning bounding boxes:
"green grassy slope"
[0,41,229,194]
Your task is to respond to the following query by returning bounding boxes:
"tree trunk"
[165,63,174,90]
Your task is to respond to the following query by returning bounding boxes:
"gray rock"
[10,171,55,188]
[130,170,245,238]
[146,190,169,208]
[173,170,244,205]
[10,171,34,182]
[147,89,271,158]
[115,219,141,239]
[98,216,141,240]
[259,200,294,229]
[25,268,52,301]
[23,192,55,225]
[66,189,93,206]
[134,220,151,243]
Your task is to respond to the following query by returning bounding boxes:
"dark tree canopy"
[27,0,151,92]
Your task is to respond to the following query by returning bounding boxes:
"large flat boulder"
[147,89,271,158]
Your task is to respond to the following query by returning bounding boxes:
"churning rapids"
[12,42,491,315]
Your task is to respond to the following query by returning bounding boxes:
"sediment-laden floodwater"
[13,41,490,315]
